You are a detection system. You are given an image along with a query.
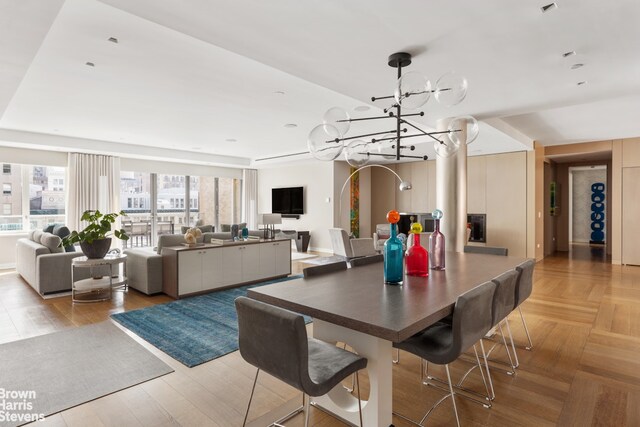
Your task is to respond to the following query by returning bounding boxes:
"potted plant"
[60,210,129,259]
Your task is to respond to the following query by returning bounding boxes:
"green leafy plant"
[59,210,130,247]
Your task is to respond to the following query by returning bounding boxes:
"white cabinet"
[259,241,291,277]
[163,239,292,298]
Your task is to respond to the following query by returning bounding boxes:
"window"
[2,183,11,196]
[2,164,10,174]
[28,166,66,230]
[2,204,10,215]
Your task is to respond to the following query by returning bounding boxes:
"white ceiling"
[1,0,639,167]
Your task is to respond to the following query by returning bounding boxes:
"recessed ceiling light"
[354,106,371,112]
[274,91,285,95]
[85,62,95,67]
[570,63,584,70]
[108,37,118,44]
[577,81,588,86]
[225,138,237,142]
[541,3,558,13]
[284,123,298,128]
[562,51,576,58]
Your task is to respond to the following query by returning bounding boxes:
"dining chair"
[350,254,384,267]
[302,261,348,278]
[514,259,536,350]
[235,297,367,427]
[393,281,497,427]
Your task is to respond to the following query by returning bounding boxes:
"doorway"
[568,165,607,246]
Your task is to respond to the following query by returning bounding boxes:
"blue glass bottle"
[384,223,404,285]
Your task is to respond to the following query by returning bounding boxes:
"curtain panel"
[66,153,121,238]
[242,169,258,230]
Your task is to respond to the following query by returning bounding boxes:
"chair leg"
[355,372,364,427]
[445,364,461,427]
[504,318,519,368]
[243,368,259,427]
[304,393,310,427]
[473,345,492,407]
[497,322,516,374]
[519,306,534,350]
[479,339,495,400]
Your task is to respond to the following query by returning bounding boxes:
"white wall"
[257,160,335,253]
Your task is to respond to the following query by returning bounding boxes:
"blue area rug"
[111,275,308,367]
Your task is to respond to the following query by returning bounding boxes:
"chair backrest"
[328,228,353,258]
[375,224,390,238]
[451,281,497,355]
[235,297,309,392]
[464,245,508,256]
[303,261,348,278]
[350,254,384,267]
[490,269,520,325]
[515,259,535,307]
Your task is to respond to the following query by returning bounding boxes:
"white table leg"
[312,319,393,427]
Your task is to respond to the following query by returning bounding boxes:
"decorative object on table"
[241,227,249,241]
[231,223,239,241]
[307,52,478,165]
[429,209,446,270]
[183,227,202,246]
[406,222,428,277]
[60,210,129,259]
[383,209,404,285]
[260,213,282,239]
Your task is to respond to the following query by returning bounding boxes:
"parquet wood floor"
[1,246,638,426]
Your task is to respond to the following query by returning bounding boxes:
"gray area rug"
[0,322,173,427]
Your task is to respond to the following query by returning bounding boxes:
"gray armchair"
[328,228,377,260]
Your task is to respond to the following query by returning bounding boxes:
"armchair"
[328,228,377,260]
[373,224,390,252]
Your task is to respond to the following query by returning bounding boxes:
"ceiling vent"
[577,81,588,86]
[541,3,558,13]
[562,51,576,58]
[571,63,584,70]
[108,37,118,44]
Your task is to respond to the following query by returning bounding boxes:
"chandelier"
[308,52,479,166]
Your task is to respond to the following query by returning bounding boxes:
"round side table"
[71,254,127,303]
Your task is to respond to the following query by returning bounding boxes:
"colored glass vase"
[241,227,249,240]
[429,218,445,270]
[406,233,429,277]
[383,223,404,285]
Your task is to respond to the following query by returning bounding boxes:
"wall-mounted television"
[272,186,304,215]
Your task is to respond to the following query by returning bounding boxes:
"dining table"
[247,252,530,427]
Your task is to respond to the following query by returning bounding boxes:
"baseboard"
[0,263,16,270]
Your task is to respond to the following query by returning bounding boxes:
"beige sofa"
[16,231,85,296]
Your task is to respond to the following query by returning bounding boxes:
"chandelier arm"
[371,95,395,102]
[389,111,424,118]
[336,114,394,123]
[335,129,406,143]
[367,153,428,160]
[400,120,443,144]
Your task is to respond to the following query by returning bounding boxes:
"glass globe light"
[323,107,350,137]
[308,124,343,161]
[376,134,397,160]
[394,71,431,110]
[433,138,460,158]
[344,140,370,167]
[432,209,443,220]
[434,72,468,107]
[448,115,480,145]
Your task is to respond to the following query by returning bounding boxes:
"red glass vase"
[406,233,429,277]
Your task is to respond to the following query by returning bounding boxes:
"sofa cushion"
[156,234,187,254]
[40,232,64,253]
[28,230,36,241]
[180,225,214,234]
[32,229,44,243]
[220,224,231,232]
[52,225,75,252]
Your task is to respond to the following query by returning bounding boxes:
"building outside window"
[2,164,10,174]
[2,183,11,195]
[28,166,66,230]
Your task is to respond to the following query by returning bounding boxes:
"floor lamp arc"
[338,164,412,230]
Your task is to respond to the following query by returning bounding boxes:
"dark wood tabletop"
[248,252,529,343]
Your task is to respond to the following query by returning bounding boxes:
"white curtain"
[66,153,121,235]
[242,169,258,229]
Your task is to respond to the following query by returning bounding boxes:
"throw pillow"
[43,224,55,233]
[53,225,75,252]
[32,229,44,243]
[220,224,231,232]
[40,232,64,254]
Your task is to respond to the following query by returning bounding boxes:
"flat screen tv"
[272,186,304,215]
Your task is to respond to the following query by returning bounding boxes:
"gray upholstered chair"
[514,259,535,350]
[464,245,509,256]
[350,254,384,267]
[302,261,348,278]
[235,297,367,427]
[393,281,497,427]
[328,228,377,260]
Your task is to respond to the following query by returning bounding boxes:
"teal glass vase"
[383,223,404,285]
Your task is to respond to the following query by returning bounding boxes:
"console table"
[71,255,127,303]
[162,238,291,298]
